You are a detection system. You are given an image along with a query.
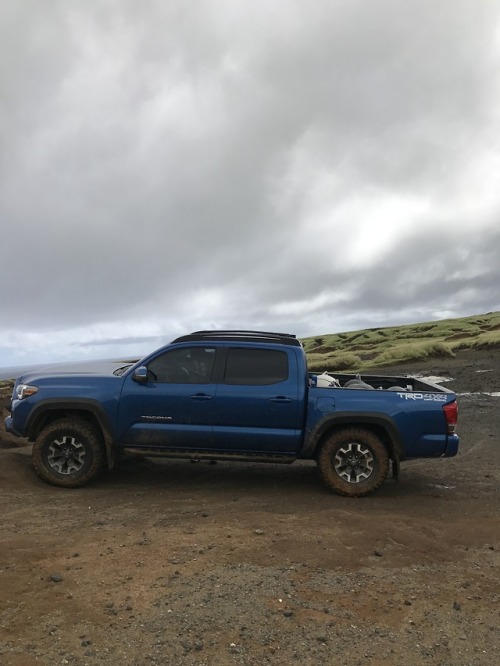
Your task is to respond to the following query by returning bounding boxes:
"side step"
[121,448,296,464]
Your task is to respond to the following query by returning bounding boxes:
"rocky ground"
[0,348,499,665]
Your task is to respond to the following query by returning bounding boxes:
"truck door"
[117,346,217,450]
[212,346,303,454]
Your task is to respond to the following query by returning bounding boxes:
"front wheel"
[32,418,105,487]
[317,428,389,497]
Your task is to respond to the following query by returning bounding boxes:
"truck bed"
[311,372,453,393]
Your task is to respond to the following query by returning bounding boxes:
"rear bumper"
[445,434,459,457]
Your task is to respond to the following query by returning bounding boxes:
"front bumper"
[4,415,22,438]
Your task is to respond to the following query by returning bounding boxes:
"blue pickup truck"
[5,330,459,496]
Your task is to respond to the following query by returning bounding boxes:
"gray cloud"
[1,0,499,364]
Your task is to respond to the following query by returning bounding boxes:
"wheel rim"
[334,442,374,483]
[47,435,86,474]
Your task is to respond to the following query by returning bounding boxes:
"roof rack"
[172,330,301,346]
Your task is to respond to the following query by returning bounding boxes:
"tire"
[32,418,105,488]
[317,428,390,497]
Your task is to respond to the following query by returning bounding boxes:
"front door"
[117,346,217,450]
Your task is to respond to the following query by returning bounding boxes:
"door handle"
[270,396,292,403]
[189,393,213,401]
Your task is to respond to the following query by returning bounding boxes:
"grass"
[1,313,499,383]
[0,380,14,399]
[301,311,500,372]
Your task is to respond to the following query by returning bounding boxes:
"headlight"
[15,384,39,400]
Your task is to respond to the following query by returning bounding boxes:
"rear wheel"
[32,418,105,487]
[317,428,389,497]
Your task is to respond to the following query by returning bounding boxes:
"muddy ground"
[0,348,498,665]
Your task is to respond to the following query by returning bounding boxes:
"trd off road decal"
[397,392,448,402]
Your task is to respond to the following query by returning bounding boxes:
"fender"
[26,398,116,469]
[302,411,405,460]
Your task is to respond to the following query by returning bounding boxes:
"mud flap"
[392,456,400,481]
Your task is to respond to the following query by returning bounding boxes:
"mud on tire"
[32,417,105,488]
[317,428,390,497]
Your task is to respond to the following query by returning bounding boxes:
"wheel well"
[29,409,104,443]
[315,423,398,461]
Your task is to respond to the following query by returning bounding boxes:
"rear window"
[224,349,289,385]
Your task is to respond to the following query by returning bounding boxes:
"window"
[148,347,216,384]
[224,348,288,385]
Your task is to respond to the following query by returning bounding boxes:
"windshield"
[113,363,135,377]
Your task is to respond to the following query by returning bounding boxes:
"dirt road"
[1,349,499,665]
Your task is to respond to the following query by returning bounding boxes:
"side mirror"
[132,366,148,383]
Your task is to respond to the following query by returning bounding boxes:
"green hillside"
[1,313,498,387]
[301,311,500,372]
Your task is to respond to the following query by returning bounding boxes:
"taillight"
[443,400,458,434]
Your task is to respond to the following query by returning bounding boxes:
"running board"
[121,448,296,464]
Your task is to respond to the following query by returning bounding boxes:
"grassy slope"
[0,313,498,385]
[301,311,500,372]
[0,380,14,398]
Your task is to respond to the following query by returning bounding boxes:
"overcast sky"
[1,0,499,367]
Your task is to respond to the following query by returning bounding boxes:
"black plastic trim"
[301,411,405,460]
[26,399,115,468]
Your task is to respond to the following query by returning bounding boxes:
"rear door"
[212,346,303,454]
